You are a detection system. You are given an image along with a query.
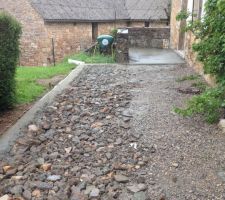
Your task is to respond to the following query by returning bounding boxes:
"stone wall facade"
[0,0,51,66]
[46,23,92,64]
[98,22,127,35]
[115,33,129,63]
[128,27,170,48]
[170,0,215,85]
[128,21,168,28]
[1,0,169,66]
[115,27,170,63]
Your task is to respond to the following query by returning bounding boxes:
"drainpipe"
[52,38,56,66]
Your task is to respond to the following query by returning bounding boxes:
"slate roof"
[31,0,170,22]
[125,0,170,20]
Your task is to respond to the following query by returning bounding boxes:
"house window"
[92,23,98,41]
[144,21,150,27]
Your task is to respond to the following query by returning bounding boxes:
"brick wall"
[128,27,170,48]
[128,21,168,28]
[0,0,170,66]
[98,22,127,35]
[1,0,51,66]
[46,23,92,63]
[115,33,129,63]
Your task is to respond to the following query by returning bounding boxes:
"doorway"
[92,23,98,42]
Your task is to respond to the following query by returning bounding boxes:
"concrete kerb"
[0,64,87,154]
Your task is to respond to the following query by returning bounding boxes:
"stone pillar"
[115,33,129,63]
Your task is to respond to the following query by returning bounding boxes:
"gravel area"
[0,64,225,200]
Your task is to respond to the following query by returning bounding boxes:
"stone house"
[170,0,214,84]
[0,0,170,66]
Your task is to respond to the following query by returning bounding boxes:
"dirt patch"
[0,104,32,136]
[37,75,66,88]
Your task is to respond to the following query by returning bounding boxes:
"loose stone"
[89,188,100,198]
[114,174,129,183]
[127,184,147,193]
[47,175,62,181]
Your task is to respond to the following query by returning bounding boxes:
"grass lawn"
[16,53,115,104]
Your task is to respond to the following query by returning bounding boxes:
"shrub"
[110,28,118,39]
[175,86,225,123]
[0,12,22,110]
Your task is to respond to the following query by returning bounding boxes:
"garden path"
[0,64,225,199]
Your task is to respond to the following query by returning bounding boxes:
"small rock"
[41,163,52,171]
[32,189,41,198]
[65,127,72,133]
[10,185,23,195]
[84,186,95,195]
[23,190,32,199]
[71,166,81,173]
[30,181,53,190]
[122,110,133,117]
[0,195,10,200]
[91,122,103,128]
[114,174,129,183]
[42,122,51,130]
[137,177,146,184]
[127,184,147,193]
[150,145,157,153]
[219,119,225,133]
[70,186,86,200]
[47,175,61,182]
[6,168,17,176]
[37,158,45,165]
[11,176,23,181]
[66,105,73,110]
[78,181,87,191]
[28,124,39,132]
[89,188,100,198]
[132,192,146,200]
[172,163,179,168]
[217,171,225,182]
[65,147,72,154]
[72,136,80,144]
[115,138,122,145]
[106,153,112,159]
[137,161,145,166]
[3,165,12,173]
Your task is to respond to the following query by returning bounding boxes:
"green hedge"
[0,12,21,110]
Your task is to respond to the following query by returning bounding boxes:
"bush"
[0,12,22,110]
[175,0,225,123]
[110,28,118,39]
[175,86,225,123]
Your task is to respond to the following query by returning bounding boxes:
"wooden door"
[92,23,98,42]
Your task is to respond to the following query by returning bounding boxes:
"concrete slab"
[129,48,185,65]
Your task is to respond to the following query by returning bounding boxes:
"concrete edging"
[0,64,87,154]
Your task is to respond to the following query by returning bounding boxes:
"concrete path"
[0,64,225,199]
[129,48,185,64]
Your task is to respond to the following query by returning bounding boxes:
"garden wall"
[128,27,170,48]
[116,27,170,63]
